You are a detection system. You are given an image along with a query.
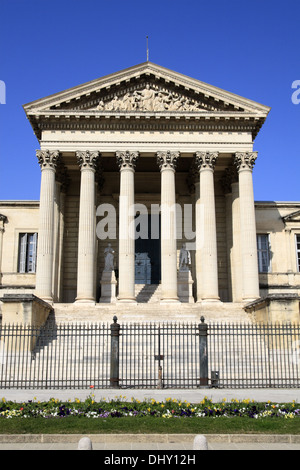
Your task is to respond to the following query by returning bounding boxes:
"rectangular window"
[18,233,38,273]
[257,234,271,273]
[296,235,300,272]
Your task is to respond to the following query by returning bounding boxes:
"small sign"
[154,355,164,361]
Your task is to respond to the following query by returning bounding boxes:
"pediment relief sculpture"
[95,83,219,113]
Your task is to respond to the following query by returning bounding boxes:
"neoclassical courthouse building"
[0,62,299,324]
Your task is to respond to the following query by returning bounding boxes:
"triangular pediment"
[24,62,270,116]
[282,210,300,224]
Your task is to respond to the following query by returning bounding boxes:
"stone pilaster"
[75,150,99,302]
[195,151,219,302]
[157,151,180,302]
[116,151,139,302]
[35,149,60,302]
[234,152,260,301]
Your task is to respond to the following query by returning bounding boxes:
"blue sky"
[0,0,299,201]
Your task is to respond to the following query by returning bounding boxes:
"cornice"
[29,113,265,141]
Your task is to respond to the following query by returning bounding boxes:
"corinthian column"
[157,151,180,302]
[234,152,260,302]
[35,150,60,302]
[195,151,219,302]
[75,150,99,303]
[116,151,139,302]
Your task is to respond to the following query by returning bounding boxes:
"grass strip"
[0,416,299,435]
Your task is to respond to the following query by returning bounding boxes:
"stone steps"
[135,284,161,303]
[52,298,252,324]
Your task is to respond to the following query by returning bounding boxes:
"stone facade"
[0,62,299,322]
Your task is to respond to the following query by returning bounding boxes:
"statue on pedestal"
[104,243,115,272]
[100,244,117,303]
[179,243,191,272]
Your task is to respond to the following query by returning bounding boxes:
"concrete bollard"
[77,437,93,450]
[193,434,208,450]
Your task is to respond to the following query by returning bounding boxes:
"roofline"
[23,61,271,115]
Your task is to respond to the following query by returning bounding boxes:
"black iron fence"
[0,316,299,389]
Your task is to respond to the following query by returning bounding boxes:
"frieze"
[95,83,218,113]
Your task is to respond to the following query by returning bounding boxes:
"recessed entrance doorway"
[135,213,161,284]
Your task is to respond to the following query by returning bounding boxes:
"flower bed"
[1,395,300,420]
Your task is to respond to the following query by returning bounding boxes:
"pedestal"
[99,271,117,303]
[177,270,194,303]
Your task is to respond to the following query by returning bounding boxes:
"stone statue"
[179,243,191,271]
[135,83,157,111]
[95,85,206,113]
[104,243,115,272]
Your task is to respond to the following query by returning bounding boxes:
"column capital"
[76,150,100,171]
[234,152,258,172]
[116,151,139,170]
[195,151,218,171]
[157,151,180,171]
[36,150,60,170]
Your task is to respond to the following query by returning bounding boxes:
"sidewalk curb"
[0,433,299,444]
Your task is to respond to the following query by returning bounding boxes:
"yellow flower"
[161,404,164,408]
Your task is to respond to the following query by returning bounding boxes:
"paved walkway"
[0,387,299,403]
[0,388,299,451]
[0,434,299,451]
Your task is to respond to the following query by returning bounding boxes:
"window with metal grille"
[257,234,271,273]
[18,233,38,273]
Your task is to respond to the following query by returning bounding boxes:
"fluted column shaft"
[195,152,219,302]
[117,151,139,302]
[231,180,243,302]
[75,151,99,302]
[234,152,260,301]
[35,150,60,302]
[157,151,180,302]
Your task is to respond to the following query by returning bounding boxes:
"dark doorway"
[135,213,161,284]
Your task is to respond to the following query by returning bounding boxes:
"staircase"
[135,284,161,303]
[52,284,253,324]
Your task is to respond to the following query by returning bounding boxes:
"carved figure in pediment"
[153,91,169,111]
[95,83,207,113]
[119,92,134,111]
[105,95,121,111]
[97,100,105,110]
[135,83,157,111]
[168,92,185,111]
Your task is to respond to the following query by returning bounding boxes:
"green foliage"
[1,394,300,422]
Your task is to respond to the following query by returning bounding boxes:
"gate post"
[110,315,120,388]
[198,316,208,387]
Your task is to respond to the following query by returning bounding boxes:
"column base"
[74,298,96,304]
[160,298,180,304]
[242,297,260,303]
[117,297,137,304]
[197,297,221,303]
